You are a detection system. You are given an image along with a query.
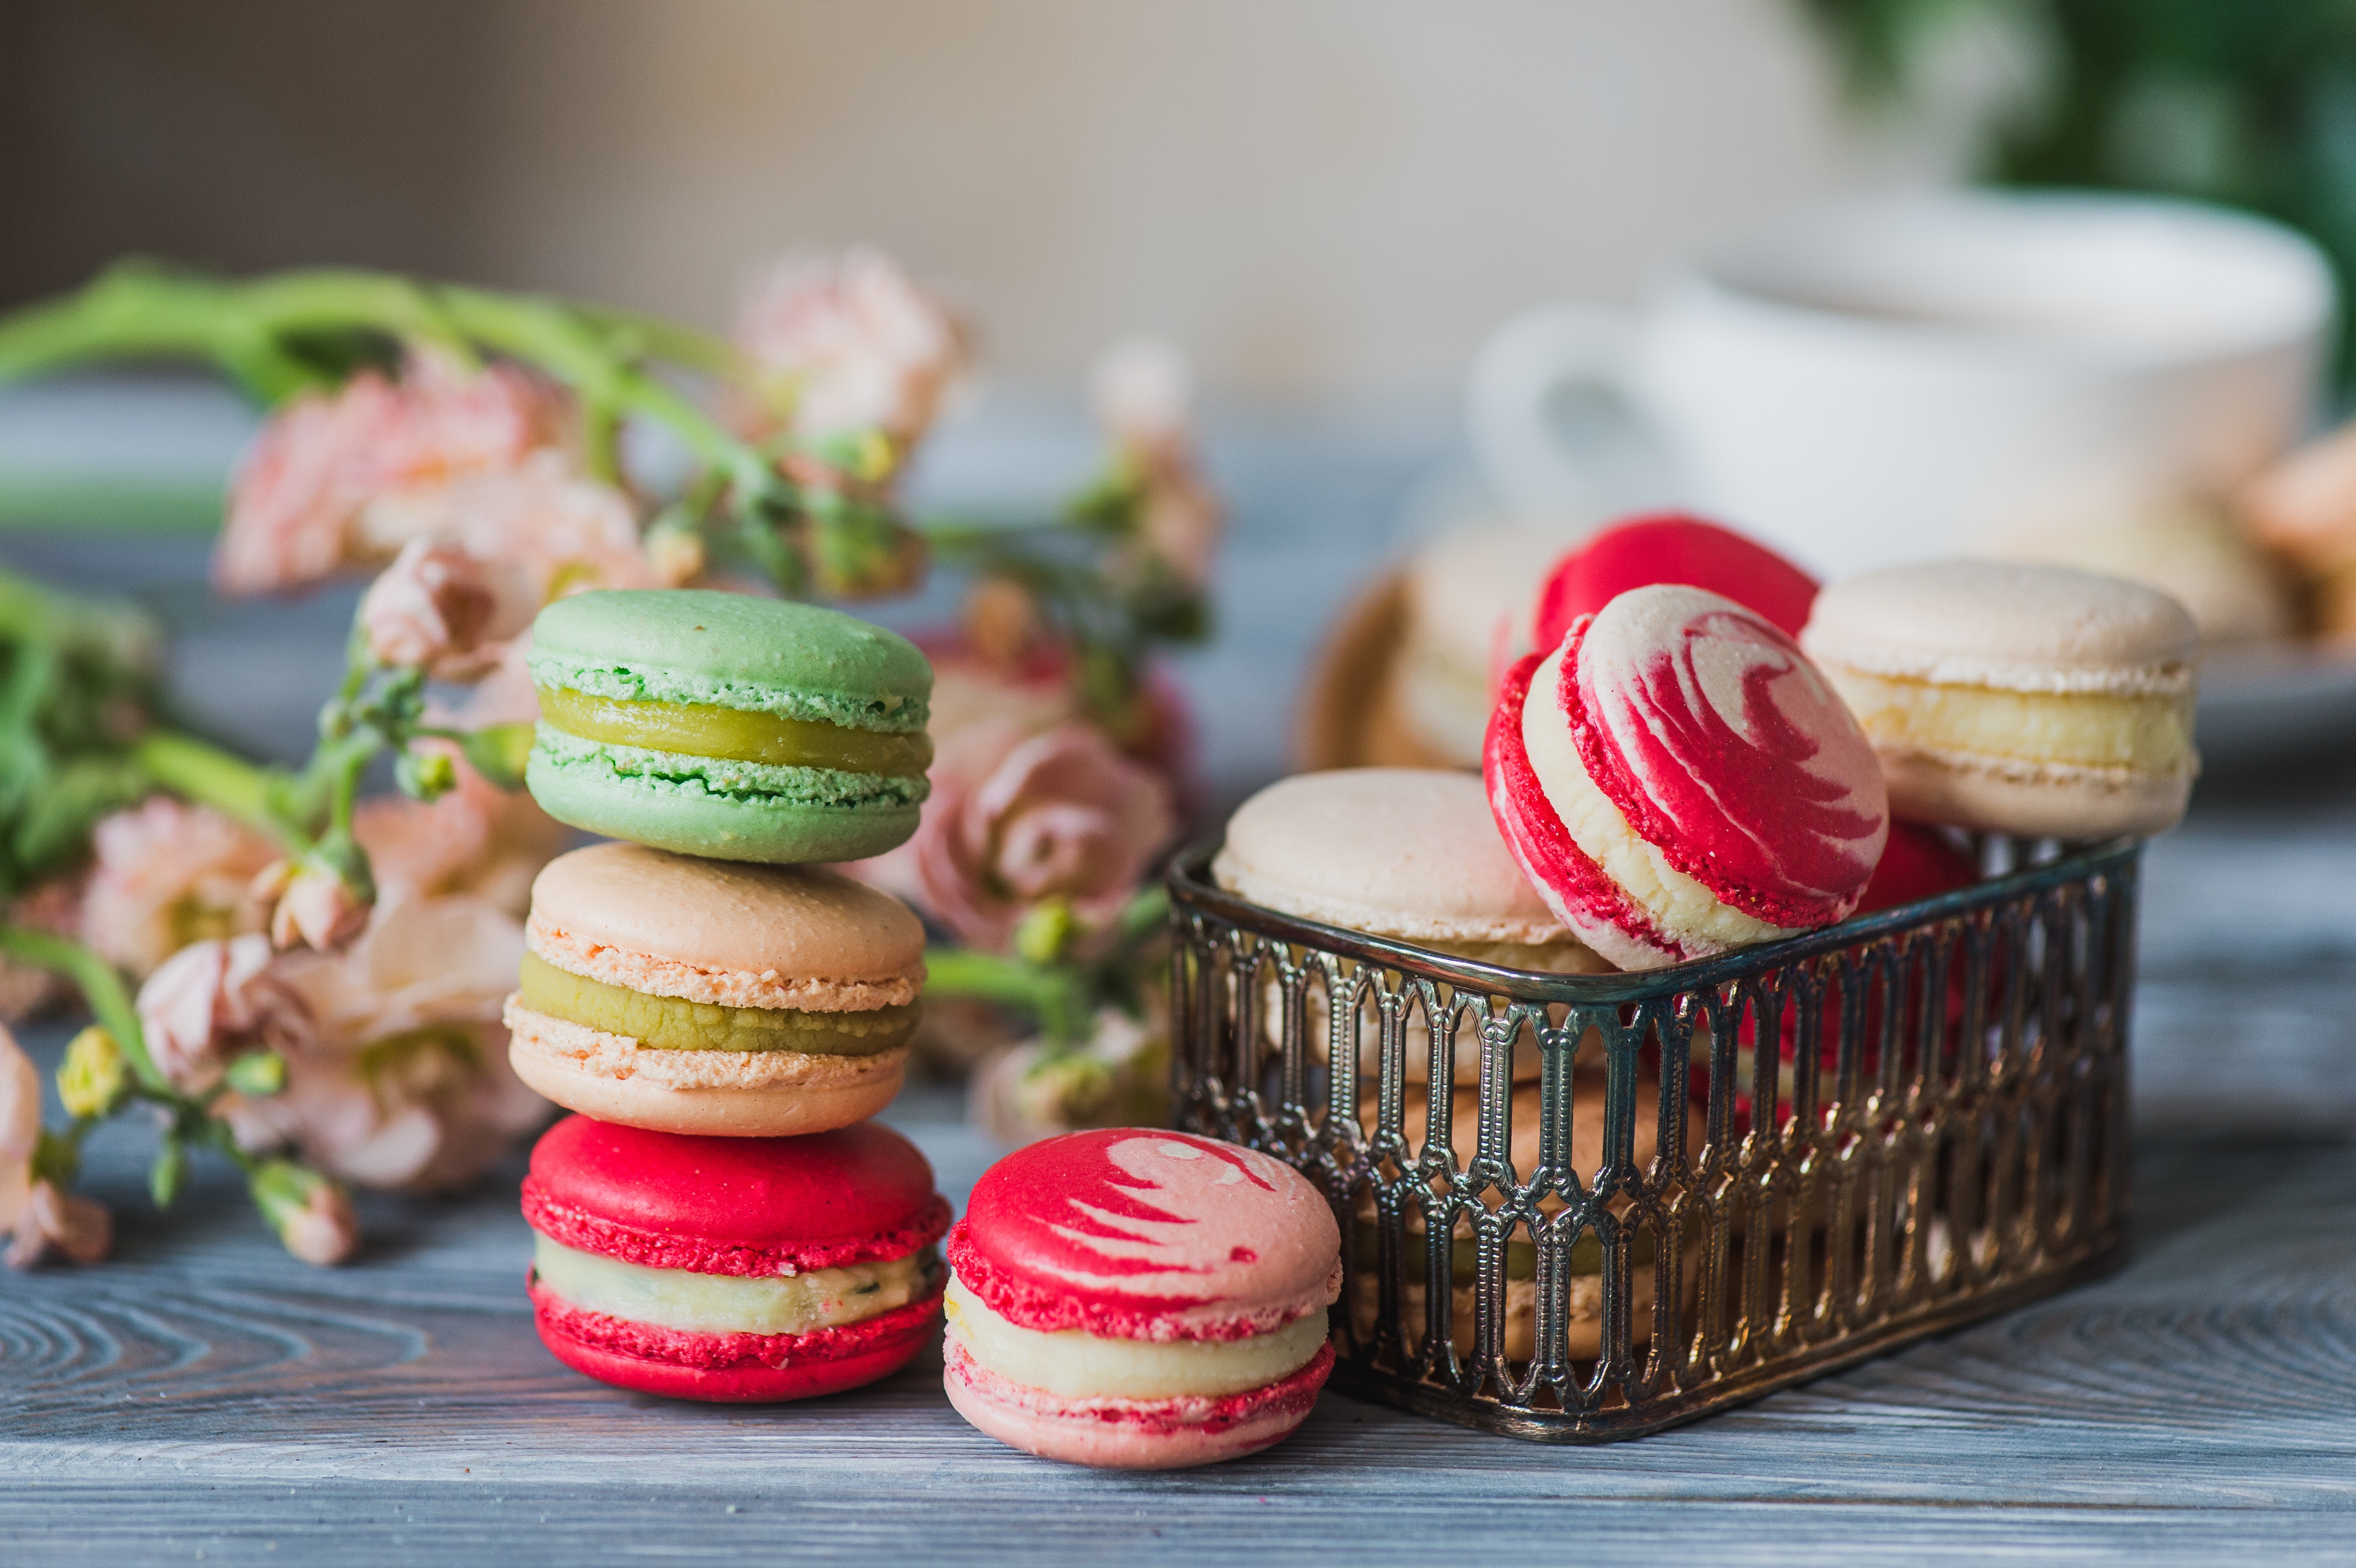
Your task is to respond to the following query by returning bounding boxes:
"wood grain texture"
[8,461,2356,1560]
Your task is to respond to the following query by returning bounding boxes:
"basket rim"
[1165,833,2140,1003]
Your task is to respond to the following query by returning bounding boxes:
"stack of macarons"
[509,588,951,1403]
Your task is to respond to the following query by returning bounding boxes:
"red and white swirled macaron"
[943,1129,1341,1469]
[1486,583,1889,970]
[522,1114,950,1402]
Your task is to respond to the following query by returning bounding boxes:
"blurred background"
[4,0,2356,1199]
[1,0,1967,403]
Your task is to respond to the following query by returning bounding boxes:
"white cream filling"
[1522,648,1791,953]
[532,1235,926,1336]
[943,1274,1327,1400]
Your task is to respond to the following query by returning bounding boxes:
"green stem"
[0,926,165,1094]
[924,948,1093,1047]
[130,730,298,849]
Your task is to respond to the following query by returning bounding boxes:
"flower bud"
[248,1159,359,1265]
[56,1026,129,1119]
[266,835,375,954]
[459,723,535,792]
[6,1179,111,1268]
[395,746,459,802]
[1013,900,1077,967]
[644,518,707,588]
[357,539,532,681]
[224,1049,287,1098]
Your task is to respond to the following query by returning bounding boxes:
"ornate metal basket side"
[1167,838,2139,1442]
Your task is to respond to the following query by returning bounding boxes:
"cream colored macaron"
[1213,769,1611,1085]
[1800,562,2200,839]
[504,841,924,1136]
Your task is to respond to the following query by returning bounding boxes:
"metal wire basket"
[1166,836,2139,1442]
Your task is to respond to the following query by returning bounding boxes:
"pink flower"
[218,353,570,597]
[1088,337,1222,591]
[81,798,280,978]
[0,1027,40,1231]
[227,893,545,1193]
[354,450,657,603]
[738,249,967,446]
[0,1026,110,1268]
[135,933,311,1095]
[1135,468,1223,591]
[357,539,534,680]
[861,718,1176,953]
[8,1180,111,1268]
[353,747,567,917]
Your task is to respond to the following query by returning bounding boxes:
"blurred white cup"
[1468,190,2335,576]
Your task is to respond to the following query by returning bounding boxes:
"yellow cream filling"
[1523,650,1789,952]
[532,1235,927,1334]
[518,951,918,1055]
[943,1275,1328,1400]
[1823,669,2194,773]
[537,687,933,776]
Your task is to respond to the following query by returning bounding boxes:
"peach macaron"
[1487,583,1889,970]
[1800,561,2201,838]
[504,841,924,1137]
[943,1129,1341,1469]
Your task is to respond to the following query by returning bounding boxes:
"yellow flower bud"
[56,1026,128,1120]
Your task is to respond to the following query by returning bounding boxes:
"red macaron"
[1486,583,1889,969]
[1532,513,1820,655]
[522,1115,950,1403]
[942,1129,1341,1468]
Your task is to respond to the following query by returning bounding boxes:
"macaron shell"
[1212,768,1571,945]
[943,1338,1333,1469]
[529,588,932,731]
[522,1114,947,1276]
[526,749,920,865]
[1483,650,1693,969]
[531,1277,943,1404]
[1800,561,2200,696]
[1877,745,2195,840]
[528,842,924,987]
[1534,513,1820,653]
[507,1010,907,1138]
[954,1130,1342,1341]
[1569,586,1887,928]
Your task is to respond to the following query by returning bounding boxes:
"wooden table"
[5,406,2356,1564]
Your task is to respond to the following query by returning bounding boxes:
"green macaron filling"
[532,1235,933,1335]
[537,687,934,778]
[519,952,918,1056]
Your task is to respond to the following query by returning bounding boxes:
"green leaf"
[150,1138,188,1210]
[459,723,535,791]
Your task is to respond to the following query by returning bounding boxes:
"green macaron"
[524,589,933,864]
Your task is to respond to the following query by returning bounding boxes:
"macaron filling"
[518,951,918,1057]
[537,687,934,777]
[532,1234,933,1336]
[944,1276,1330,1401]
[1818,669,2194,774]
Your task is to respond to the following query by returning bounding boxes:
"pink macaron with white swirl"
[1486,583,1888,970]
[942,1129,1341,1470]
